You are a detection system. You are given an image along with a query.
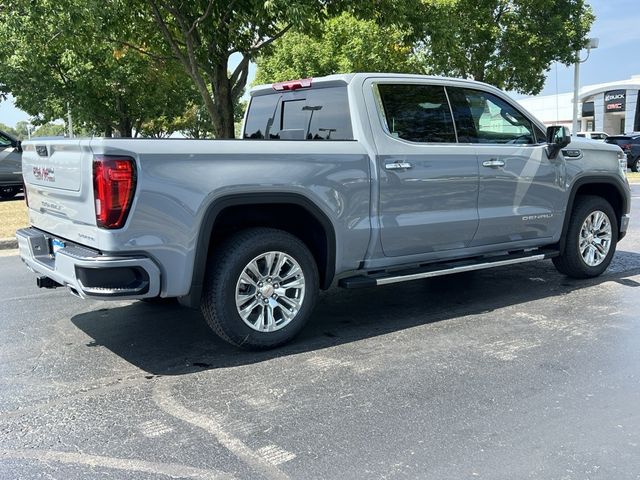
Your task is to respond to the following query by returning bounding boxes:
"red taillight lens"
[622,143,632,151]
[93,155,136,229]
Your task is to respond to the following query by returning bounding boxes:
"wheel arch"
[180,193,337,308]
[559,176,630,252]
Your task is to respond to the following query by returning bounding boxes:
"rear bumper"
[16,227,161,300]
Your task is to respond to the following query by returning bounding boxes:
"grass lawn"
[627,172,640,183]
[0,199,28,239]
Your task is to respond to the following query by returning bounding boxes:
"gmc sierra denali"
[16,73,631,349]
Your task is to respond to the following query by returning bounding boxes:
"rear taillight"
[93,155,136,229]
[622,143,632,151]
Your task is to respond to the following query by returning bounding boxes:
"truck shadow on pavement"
[71,250,640,376]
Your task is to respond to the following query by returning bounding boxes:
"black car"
[0,130,23,199]
[605,133,640,172]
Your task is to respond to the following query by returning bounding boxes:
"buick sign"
[604,89,626,112]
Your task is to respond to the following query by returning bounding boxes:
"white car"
[577,131,608,141]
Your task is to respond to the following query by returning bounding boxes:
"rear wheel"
[201,228,319,349]
[552,195,617,278]
[632,157,640,173]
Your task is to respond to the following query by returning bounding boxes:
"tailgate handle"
[385,162,412,170]
[482,159,505,168]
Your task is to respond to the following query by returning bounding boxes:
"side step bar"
[339,249,560,289]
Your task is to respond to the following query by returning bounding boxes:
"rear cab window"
[243,86,353,140]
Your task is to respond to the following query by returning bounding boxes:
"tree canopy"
[0,0,595,139]
[254,12,422,85]
[255,0,594,96]
[0,0,195,137]
[421,0,594,94]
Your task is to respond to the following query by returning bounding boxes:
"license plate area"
[50,238,65,255]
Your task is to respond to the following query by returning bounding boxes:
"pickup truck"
[17,73,631,349]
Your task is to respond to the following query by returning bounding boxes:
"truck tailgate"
[22,140,100,248]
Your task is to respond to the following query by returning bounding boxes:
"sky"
[1,0,639,128]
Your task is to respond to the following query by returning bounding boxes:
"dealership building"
[517,74,640,135]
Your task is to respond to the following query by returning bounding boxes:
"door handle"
[482,159,505,168]
[385,162,412,170]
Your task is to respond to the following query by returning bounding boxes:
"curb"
[0,238,18,250]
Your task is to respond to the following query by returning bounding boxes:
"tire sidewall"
[213,231,319,348]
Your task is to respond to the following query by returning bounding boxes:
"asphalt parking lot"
[1,185,640,480]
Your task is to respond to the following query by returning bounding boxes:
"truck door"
[366,81,480,257]
[446,87,564,246]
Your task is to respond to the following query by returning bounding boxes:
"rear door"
[447,87,564,246]
[366,80,479,257]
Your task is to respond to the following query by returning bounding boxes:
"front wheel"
[201,228,319,349]
[552,195,618,278]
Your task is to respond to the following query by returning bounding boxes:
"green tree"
[420,0,594,94]
[138,0,437,138]
[32,123,66,138]
[254,12,422,84]
[0,123,19,138]
[0,0,195,137]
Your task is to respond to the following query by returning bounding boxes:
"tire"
[552,195,618,278]
[0,186,19,199]
[201,227,319,349]
[632,157,640,173]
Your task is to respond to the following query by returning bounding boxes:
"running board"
[339,249,560,289]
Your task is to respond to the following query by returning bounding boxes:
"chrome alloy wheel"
[235,251,306,332]
[579,210,612,267]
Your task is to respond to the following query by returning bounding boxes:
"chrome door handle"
[385,162,412,170]
[482,159,505,168]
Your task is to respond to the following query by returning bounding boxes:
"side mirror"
[546,126,570,159]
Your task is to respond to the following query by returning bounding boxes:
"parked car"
[605,133,640,171]
[0,129,23,198]
[16,73,631,349]
[577,131,608,141]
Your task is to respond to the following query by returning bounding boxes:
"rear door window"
[376,84,456,143]
[243,87,353,140]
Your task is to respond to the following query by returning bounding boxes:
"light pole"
[572,37,599,136]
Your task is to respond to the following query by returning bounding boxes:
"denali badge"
[522,214,554,221]
[33,166,55,182]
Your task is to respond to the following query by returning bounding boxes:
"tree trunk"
[210,65,236,139]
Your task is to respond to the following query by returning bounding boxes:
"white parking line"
[0,448,232,479]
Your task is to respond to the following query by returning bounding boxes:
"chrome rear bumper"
[16,227,161,300]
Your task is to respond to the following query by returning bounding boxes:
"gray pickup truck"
[17,73,631,349]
